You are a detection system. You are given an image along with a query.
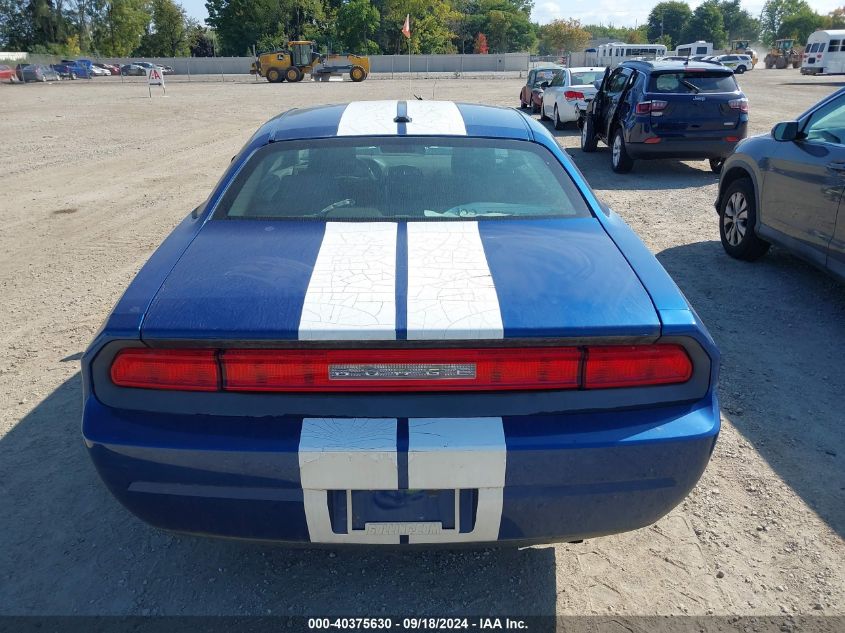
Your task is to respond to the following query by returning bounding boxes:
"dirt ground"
[0,71,843,620]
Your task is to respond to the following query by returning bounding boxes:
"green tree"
[719,0,760,41]
[92,0,150,57]
[682,0,727,49]
[646,1,692,50]
[378,0,459,54]
[137,0,187,55]
[759,0,813,45]
[828,7,845,29]
[777,6,824,43]
[337,0,380,54]
[188,23,216,56]
[206,0,322,55]
[538,18,589,55]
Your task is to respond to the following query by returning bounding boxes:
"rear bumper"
[626,138,741,160]
[83,394,719,545]
[800,67,823,75]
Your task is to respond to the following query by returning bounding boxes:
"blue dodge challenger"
[82,100,720,545]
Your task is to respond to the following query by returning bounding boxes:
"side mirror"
[539,81,550,89]
[772,121,799,142]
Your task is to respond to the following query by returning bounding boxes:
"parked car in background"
[95,62,121,75]
[519,66,564,113]
[713,54,754,73]
[540,66,605,129]
[715,88,845,280]
[0,64,16,83]
[21,64,59,82]
[52,60,91,79]
[133,61,167,74]
[77,59,110,76]
[581,60,749,173]
[159,64,174,74]
[120,64,147,76]
[17,64,61,82]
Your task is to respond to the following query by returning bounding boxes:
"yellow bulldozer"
[764,39,802,69]
[251,41,370,83]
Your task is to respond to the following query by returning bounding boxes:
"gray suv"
[715,88,845,281]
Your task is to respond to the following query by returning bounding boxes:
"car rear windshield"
[649,71,738,93]
[215,137,591,221]
[570,71,604,85]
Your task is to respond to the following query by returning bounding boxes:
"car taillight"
[635,100,668,115]
[109,345,693,392]
[564,90,585,100]
[729,98,749,113]
[110,349,220,391]
[584,345,692,389]
[221,348,582,392]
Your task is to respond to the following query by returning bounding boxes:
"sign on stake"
[147,67,165,98]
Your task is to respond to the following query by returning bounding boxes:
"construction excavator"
[251,40,370,83]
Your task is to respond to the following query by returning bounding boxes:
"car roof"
[622,59,730,72]
[259,101,533,143]
[568,67,604,72]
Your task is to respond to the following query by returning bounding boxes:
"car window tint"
[649,71,737,93]
[216,137,591,221]
[533,69,558,85]
[804,95,845,146]
[570,71,604,85]
[550,73,564,87]
[607,71,628,93]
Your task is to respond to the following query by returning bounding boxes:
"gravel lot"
[0,71,843,620]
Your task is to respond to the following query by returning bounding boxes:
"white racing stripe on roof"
[336,100,468,136]
[405,101,467,135]
[406,222,503,340]
[336,100,399,136]
[298,222,397,340]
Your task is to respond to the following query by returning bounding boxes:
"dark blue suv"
[581,60,749,173]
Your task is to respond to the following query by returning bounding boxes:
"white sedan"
[87,65,111,76]
[540,67,606,130]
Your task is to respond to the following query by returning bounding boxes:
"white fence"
[86,53,531,75]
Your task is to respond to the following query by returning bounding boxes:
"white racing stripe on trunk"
[406,221,504,339]
[336,101,399,136]
[407,417,506,544]
[404,101,467,135]
[298,222,397,340]
[299,418,400,544]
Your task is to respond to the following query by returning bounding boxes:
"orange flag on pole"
[402,14,411,39]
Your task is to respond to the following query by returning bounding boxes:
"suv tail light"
[635,100,668,115]
[564,90,585,100]
[729,98,749,113]
[110,345,692,393]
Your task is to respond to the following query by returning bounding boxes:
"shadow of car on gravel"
[0,374,557,616]
[656,239,845,540]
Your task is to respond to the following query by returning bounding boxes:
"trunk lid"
[140,218,660,342]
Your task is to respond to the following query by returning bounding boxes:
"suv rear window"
[649,71,739,94]
[215,137,591,221]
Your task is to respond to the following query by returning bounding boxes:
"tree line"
[1,0,844,59]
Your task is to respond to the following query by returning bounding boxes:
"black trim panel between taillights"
[89,336,712,418]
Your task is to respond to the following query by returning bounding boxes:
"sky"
[181,0,843,31]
